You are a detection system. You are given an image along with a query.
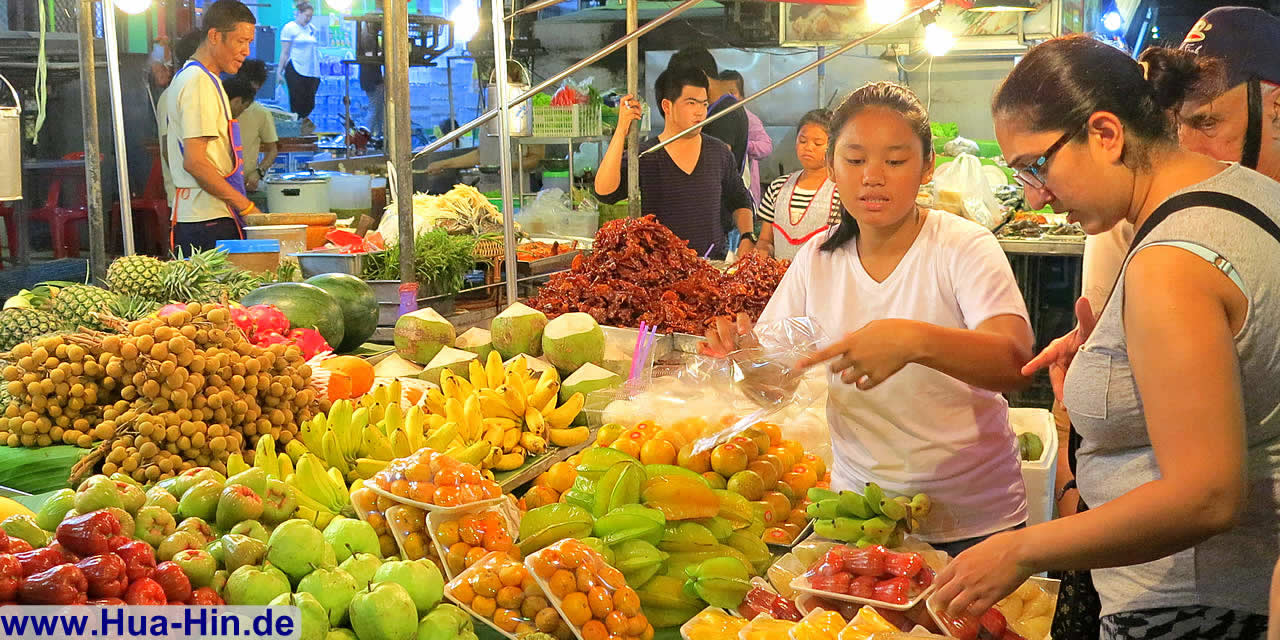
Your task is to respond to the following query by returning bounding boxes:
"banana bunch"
[225,434,295,481]
[285,453,357,530]
[421,352,588,473]
[807,483,933,548]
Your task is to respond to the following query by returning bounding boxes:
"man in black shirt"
[667,46,749,173]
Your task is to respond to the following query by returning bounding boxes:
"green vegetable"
[361,229,476,296]
[532,93,553,107]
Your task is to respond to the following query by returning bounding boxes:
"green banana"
[859,515,896,540]
[277,452,294,479]
[346,407,371,458]
[255,435,279,479]
[285,440,309,464]
[862,482,885,515]
[360,424,395,460]
[807,487,839,503]
[837,490,875,519]
[806,498,841,520]
[813,517,866,542]
[877,496,908,521]
[909,493,933,520]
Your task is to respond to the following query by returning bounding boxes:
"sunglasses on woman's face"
[1012,127,1081,190]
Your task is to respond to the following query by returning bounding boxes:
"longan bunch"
[0,302,327,483]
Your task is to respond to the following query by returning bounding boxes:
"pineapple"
[109,295,161,321]
[106,255,166,301]
[0,308,62,351]
[51,285,116,331]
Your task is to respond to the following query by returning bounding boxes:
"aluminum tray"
[517,250,580,276]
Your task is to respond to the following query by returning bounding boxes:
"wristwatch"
[1056,479,1077,502]
[740,231,759,244]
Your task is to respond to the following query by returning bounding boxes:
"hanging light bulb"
[866,0,906,25]
[451,0,480,42]
[114,0,152,15]
[923,21,953,56]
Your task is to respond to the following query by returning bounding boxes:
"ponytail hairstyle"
[820,82,932,253]
[993,35,1224,171]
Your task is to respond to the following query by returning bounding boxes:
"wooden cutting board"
[244,212,338,227]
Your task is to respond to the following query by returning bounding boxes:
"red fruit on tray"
[845,547,888,577]
[76,555,129,599]
[15,548,65,578]
[123,578,168,606]
[7,539,32,554]
[56,511,122,557]
[915,566,935,589]
[884,551,925,578]
[46,541,81,564]
[229,306,256,338]
[0,529,10,554]
[113,541,157,582]
[19,564,88,605]
[0,555,20,601]
[980,608,1008,637]
[287,328,330,360]
[152,562,192,603]
[849,575,876,599]
[934,609,981,640]
[872,576,911,605]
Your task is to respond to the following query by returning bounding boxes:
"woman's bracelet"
[1056,479,1077,503]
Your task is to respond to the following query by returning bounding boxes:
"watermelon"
[241,283,345,349]
[304,273,378,352]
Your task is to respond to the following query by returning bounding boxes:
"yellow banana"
[505,355,528,382]
[390,428,412,458]
[529,372,560,410]
[321,431,351,475]
[494,451,525,471]
[469,359,489,391]
[297,454,343,511]
[548,426,590,447]
[277,452,295,479]
[484,445,504,469]
[353,457,391,479]
[427,414,447,430]
[541,395,557,416]
[440,370,463,402]
[285,439,309,464]
[381,403,403,436]
[361,424,395,460]
[545,393,584,430]
[424,388,447,415]
[289,486,332,515]
[478,391,520,421]
[424,421,459,452]
[482,424,505,447]
[500,381,527,416]
[501,427,521,452]
[256,434,279,479]
[347,407,371,458]
[326,467,350,505]
[298,416,325,457]
[463,394,484,442]
[485,351,505,390]
[404,406,427,451]
[227,452,249,477]
[451,441,492,467]
[456,375,475,399]
[313,509,336,530]
[444,397,465,426]
[524,407,547,437]
[520,432,547,455]
[482,417,519,431]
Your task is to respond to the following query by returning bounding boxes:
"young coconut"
[371,353,424,379]
[393,308,455,365]
[489,302,548,359]
[542,312,606,376]
[420,347,479,386]
[454,327,494,360]
[561,362,623,426]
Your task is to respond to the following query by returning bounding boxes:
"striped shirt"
[757,174,843,226]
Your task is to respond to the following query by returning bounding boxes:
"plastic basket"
[531,104,603,138]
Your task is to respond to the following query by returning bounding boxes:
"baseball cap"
[1180,6,1280,87]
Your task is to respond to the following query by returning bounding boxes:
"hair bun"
[1139,46,1226,111]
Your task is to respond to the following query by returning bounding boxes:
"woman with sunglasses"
[933,35,1280,640]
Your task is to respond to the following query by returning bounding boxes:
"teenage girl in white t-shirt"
[707,82,1034,555]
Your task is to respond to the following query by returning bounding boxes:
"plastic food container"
[1010,407,1059,526]
[426,504,520,581]
[768,553,805,600]
[524,538,653,640]
[789,546,935,612]
[739,613,797,640]
[383,504,445,575]
[215,239,280,273]
[367,448,504,512]
[245,224,308,257]
[444,550,569,640]
[789,609,846,640]
[926,576,1059,640]
[681,607,747,640]
[349,485,402,560]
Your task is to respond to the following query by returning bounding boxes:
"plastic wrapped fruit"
[525,538,655,640]
[836,606,900,640]
[740,615,798,640]
[430,507,520,580]
[351,486,400,559]
[795,545,933,610]
[738,585,802,622]
[789,609,845,640]
[384,505,444,574]
[371,448,502,509]
[679,607,747,640]
[444,550,570,639]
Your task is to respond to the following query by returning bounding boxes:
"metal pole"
[412,0,701,162]
[625,0,639,218]
[643,0,941,157]
[343,61,352,155]
[816,45,825,108]
[446,57,455,148]
[490,0,518,305]
[506,0,562,20]
[79,0,105,279]
[385,0,414,284]
[102,0,134,261]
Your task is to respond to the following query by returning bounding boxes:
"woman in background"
[277,2,321,134]
[755,109,841,260]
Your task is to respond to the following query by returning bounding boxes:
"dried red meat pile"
[529,215,789,333]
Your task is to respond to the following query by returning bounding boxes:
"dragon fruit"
[229,306,255,339]
[246,305,289,338]
[287,328,331,360]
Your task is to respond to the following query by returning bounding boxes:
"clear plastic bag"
[932,154,1006,230]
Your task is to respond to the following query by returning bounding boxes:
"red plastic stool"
[111,152,170,256]
[0,203,16,268]
[28,152,90,259]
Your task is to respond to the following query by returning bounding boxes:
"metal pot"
[265,169,331,214]
[486,61,532,137]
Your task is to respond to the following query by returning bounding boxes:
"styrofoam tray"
[765,519,816,553]
[425,502,520,581]
[789,573,935,612]
[443,551,534,640]
[925,576,1060,640]
[367,482,507,514]
[680,607,746,640]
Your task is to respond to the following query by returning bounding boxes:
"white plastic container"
[1009,407,1058,526]
[244,224,308,258]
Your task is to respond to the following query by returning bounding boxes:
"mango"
[641,475,718,521]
